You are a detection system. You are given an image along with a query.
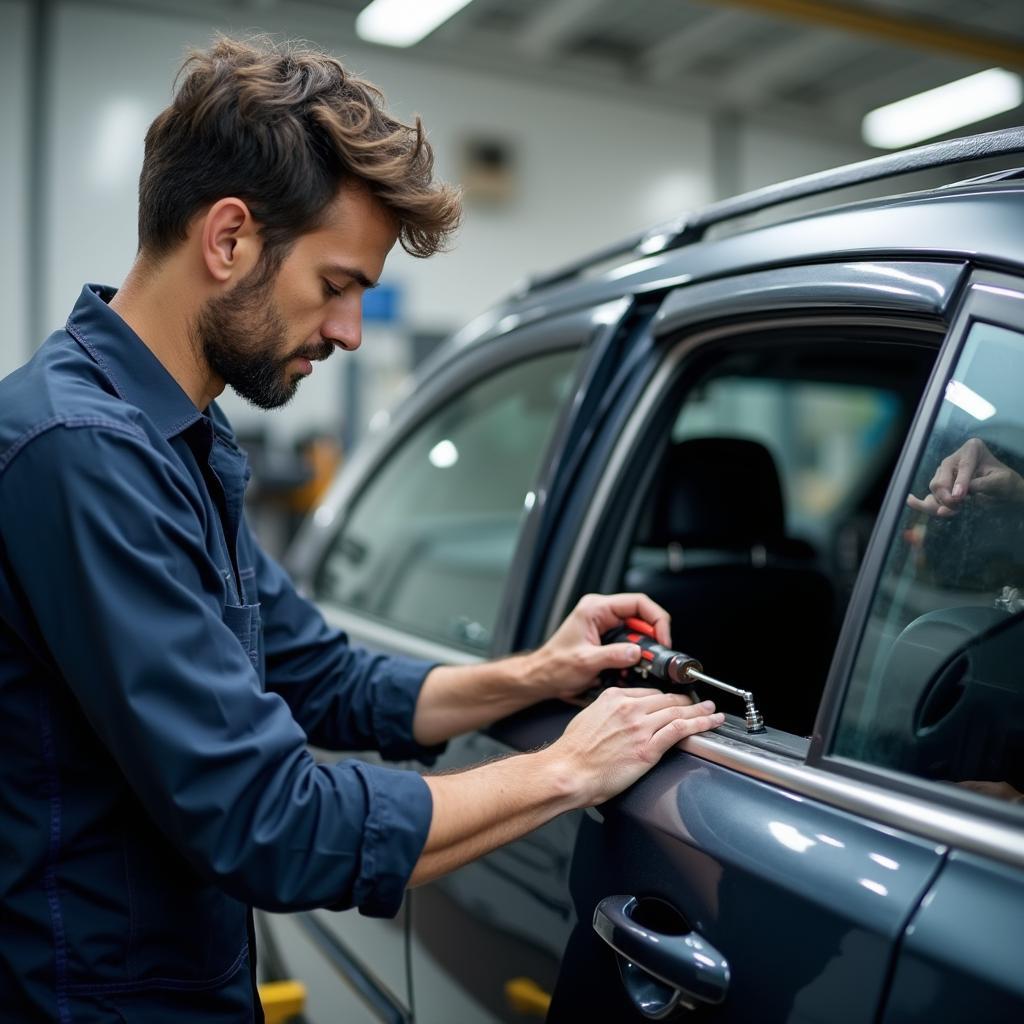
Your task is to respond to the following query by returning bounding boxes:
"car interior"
[610,327,940,737]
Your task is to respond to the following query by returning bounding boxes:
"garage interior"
[1,2,1022,1023]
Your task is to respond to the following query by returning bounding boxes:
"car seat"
[625,437,836,736]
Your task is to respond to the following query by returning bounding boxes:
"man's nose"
[322,305,362,352]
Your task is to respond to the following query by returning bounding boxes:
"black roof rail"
[520,125,1024,297]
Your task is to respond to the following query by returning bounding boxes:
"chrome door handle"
[593,895,729,1019]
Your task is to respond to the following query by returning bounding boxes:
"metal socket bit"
[685,668,766,734]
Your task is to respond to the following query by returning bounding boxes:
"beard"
[193,262,334,410]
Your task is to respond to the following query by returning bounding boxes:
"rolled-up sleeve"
[0,422,431,916]
[251,535,446,763]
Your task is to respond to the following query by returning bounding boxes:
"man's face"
[196,185,399,409]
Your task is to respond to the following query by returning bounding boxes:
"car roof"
[440,126,1024,364]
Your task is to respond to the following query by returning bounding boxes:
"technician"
[0,37,723,1021]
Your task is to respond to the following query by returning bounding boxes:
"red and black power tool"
[601,617,765,733]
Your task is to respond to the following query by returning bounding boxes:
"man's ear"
[200,198,261,284]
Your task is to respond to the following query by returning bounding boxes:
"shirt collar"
[65,283,205,441]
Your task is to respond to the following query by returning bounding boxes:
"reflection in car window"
[834,322,1024,810]
[315,349,579,652]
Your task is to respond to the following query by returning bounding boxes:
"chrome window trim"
[681,732,1024,869]
[548,312,941,634]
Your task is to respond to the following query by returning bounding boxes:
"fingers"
[579,592,672,646]
[644,701,717,734]
[930,456,958,507]
[649,709,724,757]
[950,445,980,501]
[603,685,663,699]
[591,642,642,673]
[907,493,937,513]
[930,439,981,508]
[907,492,956,518]
[631,690,700,711]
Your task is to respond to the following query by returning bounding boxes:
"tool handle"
[602,622,701,685]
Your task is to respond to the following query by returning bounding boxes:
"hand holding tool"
[603,617,766,733]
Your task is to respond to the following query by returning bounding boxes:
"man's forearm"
[409,686,723,887]
[409,746,577,887]
[411,655,547,746]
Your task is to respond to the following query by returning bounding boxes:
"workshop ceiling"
[82,0,1024,145]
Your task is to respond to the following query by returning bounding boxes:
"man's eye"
[323,280,344,299]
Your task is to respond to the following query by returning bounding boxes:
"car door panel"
[551,752,945,1023]
[880,851,1024,1022]
[530,267,960,1021]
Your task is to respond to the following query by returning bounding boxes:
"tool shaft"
[685,667,752,701]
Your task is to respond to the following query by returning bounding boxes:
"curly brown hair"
[138,35,461,262]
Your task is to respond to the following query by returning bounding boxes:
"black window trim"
[547,310,944,640]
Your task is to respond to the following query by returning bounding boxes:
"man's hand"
[956,779,1024,805]
[412,687,723,885]
[547,687,723,807]
[412,592,677,746]
[526,592,673,702]
[907,437,1024,518]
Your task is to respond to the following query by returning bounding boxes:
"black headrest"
[648,437,786,548]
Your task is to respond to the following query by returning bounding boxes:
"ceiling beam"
[517,0,610,58]
[698,0,1024,67]
[719,28,855,105]
[642,8,749,82]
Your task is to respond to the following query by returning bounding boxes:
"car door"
[501,259,973,1023]
[276,301,635,1023]
[819,273,1024,1022]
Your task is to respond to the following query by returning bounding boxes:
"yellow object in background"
[259,979,307,1024]
[504,976,552,1017]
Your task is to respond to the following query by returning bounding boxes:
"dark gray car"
[270,127,1024,1024]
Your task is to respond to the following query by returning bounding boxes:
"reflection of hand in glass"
[906,437,1024,518]
[957,779,1024,805]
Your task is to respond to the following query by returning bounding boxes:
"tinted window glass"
[621,337,924,737]
[834,322,1024,811]
[673,377,901,547]
[316,350,579,652]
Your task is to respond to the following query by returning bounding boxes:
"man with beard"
[0,36,722,1022]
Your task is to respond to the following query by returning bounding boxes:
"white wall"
[44,1,722,337]
[0,0,29,377]
[5,0,872,438]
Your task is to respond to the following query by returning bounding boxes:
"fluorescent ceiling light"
[862,68,1023,149]
[944,379,996,421]
[356,0,476,48]
[428,439,459,468]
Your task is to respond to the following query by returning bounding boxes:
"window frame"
[811,271,1024,839]
[543,260,964,648]
[562,314,942,756]
[539,262,1024,870]
[300,301,629,664]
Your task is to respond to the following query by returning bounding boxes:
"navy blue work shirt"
[0,285,442,1022]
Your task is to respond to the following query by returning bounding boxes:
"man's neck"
[109,259,223,410]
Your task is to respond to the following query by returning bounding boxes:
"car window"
[673,377,902,548]
[617,332,933,737]
[833,321,1024,812]
[315,349,580,652]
